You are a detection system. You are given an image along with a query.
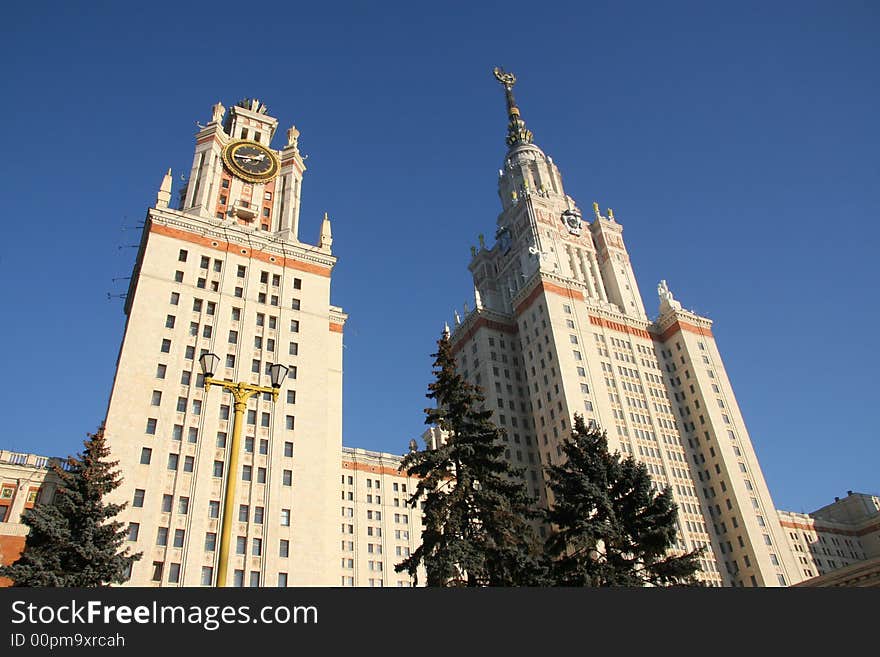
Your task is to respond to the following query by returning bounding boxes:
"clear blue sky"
[1,1,876,513]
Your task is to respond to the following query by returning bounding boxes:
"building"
[102,99,347,586]
[778,491,880,583]
[441,68,800,586]
[339,447,425,587]
[0,451,66,583]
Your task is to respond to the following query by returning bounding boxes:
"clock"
[221,140,280,182]
[561,209,582,235]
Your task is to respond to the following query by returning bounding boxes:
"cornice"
[148,207,337,270]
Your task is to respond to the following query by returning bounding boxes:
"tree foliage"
[544,415,703,586]
[395,333,544,586]
[0,426,141,587]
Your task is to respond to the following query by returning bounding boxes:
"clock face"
[562,210,582,235]
[222,140,280,182]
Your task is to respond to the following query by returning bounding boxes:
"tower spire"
[493,67,533,148]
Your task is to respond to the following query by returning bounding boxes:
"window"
[286,416,295,430]
[145,418,157,435]
[242,465,252,481]
[205,532,216,551]
[288,366,297,380]
[257,467,266,484]
[281,509,290,526]
[280,540,289,557]
[283,470,292,486]
[233,570,244,587]
[151,562,164,582]
[160,339,171,353]
[169,292,179,306]
[132,489,145,508]
[289,342,299,356]
[156,364,167,379]
[249,572,260,588]
[284,441,294,457]
[278,573,288,587]
[213,460,224,477]
[291,298,301,310]
[161,494,173,513]
[236,536,246,555]
[165,315,176,329]
[156,527,169,546]
[290,319,300,333]
[186,427,198,444]
[216,432,227,448]
[254,506,264,524]
[208,500,220,518]
[140,448,152,465]
[167,453,179,470]
[261,412,270,427]
[127,523,139,541]
[173,529,185,548]
[201,566,213,586]
[174,270,183,282]
[252,538,262,556]
[225,354,235,368]
[183,456,194,473]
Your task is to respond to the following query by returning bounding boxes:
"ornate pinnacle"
[493,67,533,147]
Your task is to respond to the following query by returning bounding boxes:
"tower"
[444,70,798,586]
[104,99,346,586]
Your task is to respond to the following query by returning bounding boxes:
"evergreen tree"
[544,414,703,586]
[0,426,141,587]
[395,332,544,586]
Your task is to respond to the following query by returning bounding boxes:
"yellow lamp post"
[198,352,288,587]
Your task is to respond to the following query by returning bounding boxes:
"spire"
[319,212,333,253]
[156,168,172,209]
[493,67,533,148]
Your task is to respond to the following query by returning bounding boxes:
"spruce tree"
[544,414,703,586]
[0,426,141,587]
[395,332,544,586]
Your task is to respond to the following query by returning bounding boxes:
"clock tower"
[103,99,346,586]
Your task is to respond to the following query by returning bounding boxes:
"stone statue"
[408,439,418,453]
[593,201,601,220]
[658,279,682,312]
[454,310,461,325]
[470,245,477,257]
[607,208,615,220]
[463,302,469,314]
[287,126,300,149]
[478,234,486,249]
[211,102,225,124]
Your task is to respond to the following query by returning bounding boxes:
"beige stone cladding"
[102,100,345,587]
[779,492,880,583]
[339,448,425,587]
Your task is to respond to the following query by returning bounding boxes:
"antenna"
[107,292,127,301]
[112,277,131,283]
[118,245,139,250]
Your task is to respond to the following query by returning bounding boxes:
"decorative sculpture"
[211,102,225,124]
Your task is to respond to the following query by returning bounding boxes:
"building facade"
[442,69,800,586]
[778,492,880,582]
[0,451,65,583]
[339,448,425,587]
[103,99,346,586]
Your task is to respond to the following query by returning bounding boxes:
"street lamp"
[198,352,288,587]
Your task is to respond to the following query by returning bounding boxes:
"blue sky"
[0,1,876,512]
